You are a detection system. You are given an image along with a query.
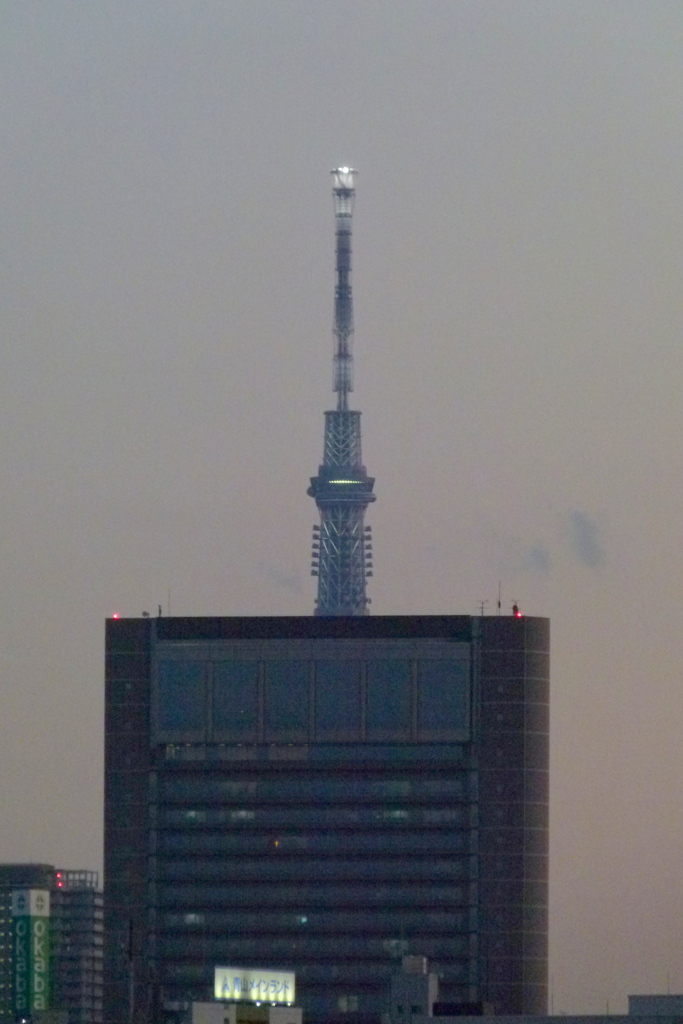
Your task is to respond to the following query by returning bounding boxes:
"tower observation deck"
[308,168,376,615]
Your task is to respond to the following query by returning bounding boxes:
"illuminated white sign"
[11,890,49,918]
[214,967,295,1005]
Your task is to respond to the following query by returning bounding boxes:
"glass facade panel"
[366,660,411,739]
[265,662,310,739]
[315,661,361,739]
[159,857,470,881]
[158,830,470,855]
[212,661,258,737]
[418,660,469,737]
[157,661,205,732]
[161,910,469,933]
[159,805,469,828]
[162,741,469,763]
[309,743,467,763]
[160,774,468,803]
[157,882,467,907]
[161,962,406,985]
[160,935,468,959]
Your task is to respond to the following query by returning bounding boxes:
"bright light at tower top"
[332,167,358,191]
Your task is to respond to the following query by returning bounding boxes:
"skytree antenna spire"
[308,168,376,615]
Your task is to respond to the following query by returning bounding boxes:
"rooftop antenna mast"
[308,168,376,615]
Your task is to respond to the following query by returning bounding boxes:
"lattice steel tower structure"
[308,168,376,615]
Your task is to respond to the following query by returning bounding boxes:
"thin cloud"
[523,543,551,575]
[568,510,604,568]
[263,565,304,595]
[483,527,552,576]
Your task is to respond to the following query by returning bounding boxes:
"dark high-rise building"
[104,613,549,1024]
[308,168,375,616]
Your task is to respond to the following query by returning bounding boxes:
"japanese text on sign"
[214,967,295,1005]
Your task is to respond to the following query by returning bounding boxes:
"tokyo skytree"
[308,168,376,615]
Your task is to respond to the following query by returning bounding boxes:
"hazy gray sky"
[1,0,683,1012]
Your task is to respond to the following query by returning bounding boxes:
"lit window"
[376,809,409,821]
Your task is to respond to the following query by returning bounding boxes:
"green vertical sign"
[11,889,51,1016]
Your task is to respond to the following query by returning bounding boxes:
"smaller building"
[193,966,302,1024]
[52,871,103,1024]
[628,997,683,1017]
[387,960,683,1024]
[389,957,440,1022]
[0,864,103,1024]
[0,863,55,1022]
[192,1005,302,1024]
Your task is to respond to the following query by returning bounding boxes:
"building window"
[265,662,310,740]
[366,660,411,739]
[212,661,258,738]
[417,660,469,737]
[315,661,361,739]
[157,661,205,732]
[338,995,360,1012]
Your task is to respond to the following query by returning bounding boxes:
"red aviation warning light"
[512,603,522,619]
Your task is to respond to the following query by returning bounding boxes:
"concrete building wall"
[477,617,549,1014]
